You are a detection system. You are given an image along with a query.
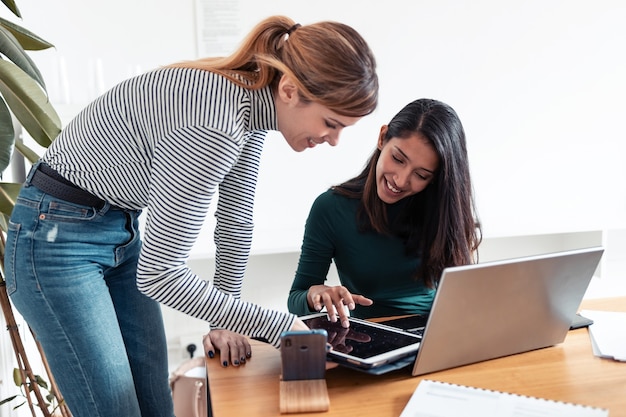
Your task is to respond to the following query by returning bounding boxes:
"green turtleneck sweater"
[288,189,435,319]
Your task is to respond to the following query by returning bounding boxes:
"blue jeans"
[4,164,174,417]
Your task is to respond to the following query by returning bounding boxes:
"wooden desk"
[206,297,626,416]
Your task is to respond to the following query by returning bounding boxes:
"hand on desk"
[203,319,309,367]
[307,284,373,328]
[203,329,252,367]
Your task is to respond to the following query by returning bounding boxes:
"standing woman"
[4,15,378,417]
[288,99,480,327]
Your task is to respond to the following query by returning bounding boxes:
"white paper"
[400,380,608,417]
[580,310,626,361]
[194,0,242,57]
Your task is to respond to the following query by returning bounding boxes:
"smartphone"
[280,329,328,381]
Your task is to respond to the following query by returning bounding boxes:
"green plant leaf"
[0,97,15,173]
[14,138,40,164]
[0,182,22,219]
[1,0,21,18]
[0,60,61,148]
[0,395,18,406]
[0,396,17,407]
[0,17,54,51]
[35,374,49,390]
[11,367,22,386]
[0,25,46,88]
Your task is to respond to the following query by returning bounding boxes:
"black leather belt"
[30,163,107,210]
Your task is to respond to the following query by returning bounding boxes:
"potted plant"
[0,0,66,415]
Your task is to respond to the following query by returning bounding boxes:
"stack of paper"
[580,309,626,361]
[400,380,609,417]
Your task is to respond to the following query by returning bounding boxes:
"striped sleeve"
[213,130,265,297]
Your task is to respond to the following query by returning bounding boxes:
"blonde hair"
[168,15,378,117]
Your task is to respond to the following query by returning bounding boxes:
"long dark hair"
[334,98,482,287]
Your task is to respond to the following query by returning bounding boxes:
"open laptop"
[305,246,603,375]
[399,246,604,375]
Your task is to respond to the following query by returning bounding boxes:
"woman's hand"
[307,285,373,328]
[203,329,252,367]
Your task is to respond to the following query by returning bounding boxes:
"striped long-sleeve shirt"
[42,67,296,347]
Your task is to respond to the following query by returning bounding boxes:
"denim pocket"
[4,221,21,295]
[45,200,95,220]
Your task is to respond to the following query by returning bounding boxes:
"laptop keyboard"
[406,327,425,337]
[379,315,428,338]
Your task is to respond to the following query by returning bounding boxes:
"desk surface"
[206,297,626,417]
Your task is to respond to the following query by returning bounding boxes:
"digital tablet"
[300,313,422,369]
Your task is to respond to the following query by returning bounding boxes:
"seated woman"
[287,98,482,327]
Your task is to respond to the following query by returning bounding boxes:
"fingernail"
[222,361,228,367]
[234,360,239,365]
[208,350,214,358]
[246,352,252,358]
[342,320,349,328]
[349,302,355,310]
[240,356,246,363]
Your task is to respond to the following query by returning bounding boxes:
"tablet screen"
[301,315,421,361]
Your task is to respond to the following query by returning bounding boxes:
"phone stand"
[279,378,329,413]
[279,329,330,413]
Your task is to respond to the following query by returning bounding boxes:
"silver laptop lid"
[412,246,604,376]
